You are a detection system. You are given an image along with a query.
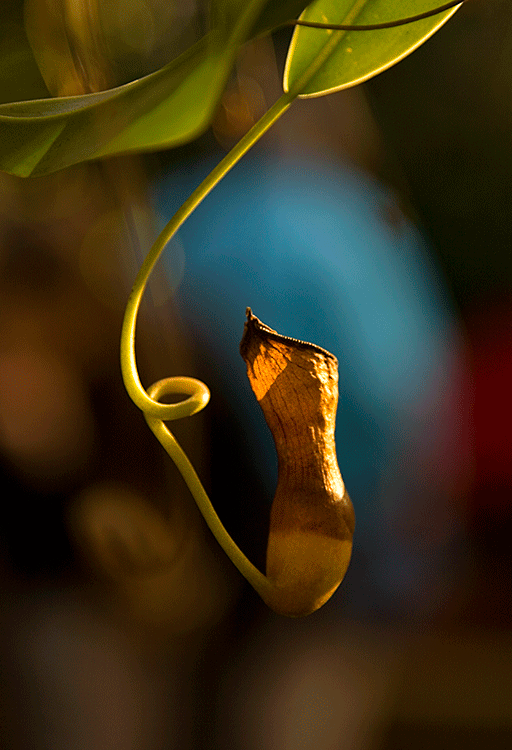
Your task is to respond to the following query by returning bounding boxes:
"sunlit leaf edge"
[283,3,460,98]
[0,35,211,122]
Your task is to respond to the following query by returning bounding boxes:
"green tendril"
[143,379,273,597]
[119,0,462,597]
[120,90,295,593]
[284,1,466,32]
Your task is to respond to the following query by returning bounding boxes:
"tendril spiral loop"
[146,376,210,421]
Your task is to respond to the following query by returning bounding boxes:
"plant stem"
[119,0,380,598]
[119,89,296,596]
[120,89,295,419]
[144,380,273,598]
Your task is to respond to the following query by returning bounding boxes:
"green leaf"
[0,0,270,177]
[284,0,461,97]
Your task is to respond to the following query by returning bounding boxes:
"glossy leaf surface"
[284,0,461,97]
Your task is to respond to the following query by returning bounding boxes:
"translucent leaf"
[0,0,270,177]
[284,0,461,98]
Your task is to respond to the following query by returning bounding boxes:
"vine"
[284,0,465,32]
[120,1,466,611]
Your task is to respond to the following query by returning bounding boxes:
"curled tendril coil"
[121,280,211,421]
[147,376,210,420]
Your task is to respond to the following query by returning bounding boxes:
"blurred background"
[0,0,511,748]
